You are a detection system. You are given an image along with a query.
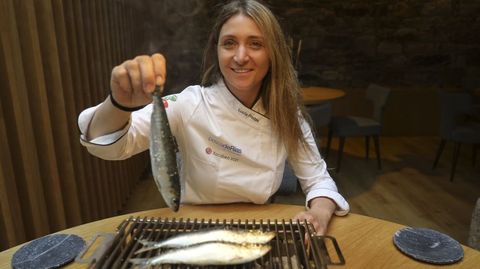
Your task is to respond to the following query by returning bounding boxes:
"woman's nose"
[233,45,249,64]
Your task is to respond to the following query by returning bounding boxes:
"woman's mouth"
[231,68,252,73]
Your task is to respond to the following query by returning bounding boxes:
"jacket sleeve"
[288,115,350,216]
[77,104,152,160]
[77,87,201,161]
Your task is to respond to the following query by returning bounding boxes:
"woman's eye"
[221,40,236,49]
[249,41,264,49]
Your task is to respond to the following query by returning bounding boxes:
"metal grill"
[76,217,345,269]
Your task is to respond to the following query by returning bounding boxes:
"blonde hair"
[201,0,310,160]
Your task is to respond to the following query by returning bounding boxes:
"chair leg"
[325,128,333,160]
[432,139,446,169]
[450,142,461,182]
[336,137,345,173]
[365,136,370,160]
[373,135,382,170]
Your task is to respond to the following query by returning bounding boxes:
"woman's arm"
[86,97,131,140]
[288,114,349,234]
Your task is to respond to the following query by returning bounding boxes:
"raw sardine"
[135,228,275,254]
[150,86,181,212]
[130,242,271,266]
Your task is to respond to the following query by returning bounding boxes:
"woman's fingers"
[136,55,156,93]
[293,211,314,223]
[152,53,167,87]
[109,53,166,107]
[111,65,130,93]
[293,211,326,236]
[124,59,143,94]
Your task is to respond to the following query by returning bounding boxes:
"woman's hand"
[110,53,166,108]
[86,54,166,140]
[292,197,336,235]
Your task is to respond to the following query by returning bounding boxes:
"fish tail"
[137,238,159,247]
[129,258,152,268]
[134,245,160,255]
[134,239,162,255]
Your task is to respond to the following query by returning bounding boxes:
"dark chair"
[276,161,297,195]
[432,91,480,181]
[325,84,391,173]
[306,102,332,154]
[468,198,480,250]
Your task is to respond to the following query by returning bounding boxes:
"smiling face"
[217,14,270,107]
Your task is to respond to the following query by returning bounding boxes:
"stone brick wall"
[126,0,480,135]
[270,0,480,90]
[126,0,216,93]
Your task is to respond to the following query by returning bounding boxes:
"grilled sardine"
[135,228,275,254]
[150,86,181,212]
[130,242,271,266]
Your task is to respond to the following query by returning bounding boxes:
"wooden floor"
[119,136,479,246]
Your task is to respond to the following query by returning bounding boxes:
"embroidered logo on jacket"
[164,95,177,102]
[206,137,242,162]
[208,136,242,155]
[162,94,178,108]
[237,108,259,122]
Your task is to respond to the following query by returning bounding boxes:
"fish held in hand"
[150,86,181,212]
[130,242,271,267]
[135,228,275,254]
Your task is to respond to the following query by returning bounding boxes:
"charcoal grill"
[76,217,345,269]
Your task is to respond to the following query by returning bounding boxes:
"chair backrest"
[276,161,297,195]
[306,102,332,130]
[468,198,480,250]
[438,91,473,139]
[366,84,391,122]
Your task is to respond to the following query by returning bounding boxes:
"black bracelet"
[109,91,146,112]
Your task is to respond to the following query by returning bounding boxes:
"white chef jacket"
[78,80,349,216]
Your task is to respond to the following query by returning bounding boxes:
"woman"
[78,0,349,235]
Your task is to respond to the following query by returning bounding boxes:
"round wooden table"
[1,204,478,268]
[302,86,346,105]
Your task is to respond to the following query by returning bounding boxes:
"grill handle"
[313,235,346,266]
[75,232,115,265]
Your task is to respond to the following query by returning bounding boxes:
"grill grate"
[76,217,345,269]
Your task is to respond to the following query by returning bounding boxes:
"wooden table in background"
[1,204,479,268]
[302,86,346,105]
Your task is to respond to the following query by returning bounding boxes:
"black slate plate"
[12,234,85,269]
[393,227,464,264]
